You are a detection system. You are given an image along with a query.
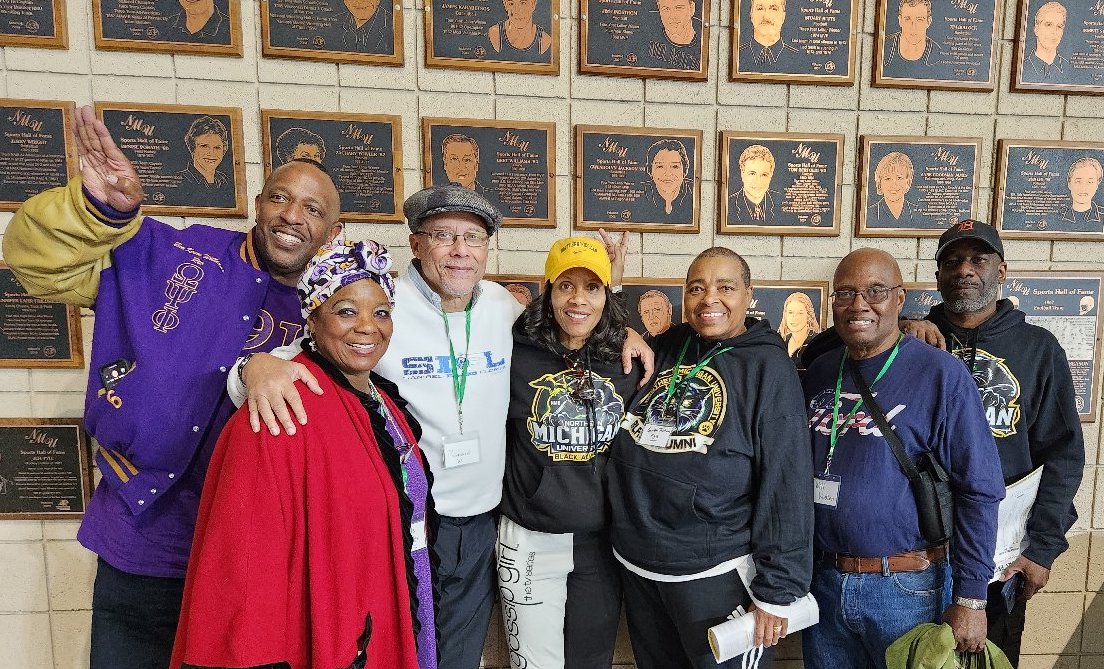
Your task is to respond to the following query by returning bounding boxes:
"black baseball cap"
[935,219,1004,262]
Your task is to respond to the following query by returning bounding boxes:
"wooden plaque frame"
[424,0,560,74]
[579,0,710,81]
[259,0,404,66]
[730,0,858,85]
[0,99,77,212]
[0,0,67,49]
[92,0,243,56]
[0,263,84,369]
[0,418,92,520]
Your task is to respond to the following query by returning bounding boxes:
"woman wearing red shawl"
[171,241,437,669]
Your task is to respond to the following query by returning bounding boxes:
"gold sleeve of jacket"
[2,177,143,307]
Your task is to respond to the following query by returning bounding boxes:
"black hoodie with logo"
[606,319,814,606]
[927,299,1084,569]
[498,318,644,535]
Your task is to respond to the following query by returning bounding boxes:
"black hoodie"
[927,299,1084,568]
[498,317,643,535]
[606,319,814,606]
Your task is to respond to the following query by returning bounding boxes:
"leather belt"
[824,544,948,575]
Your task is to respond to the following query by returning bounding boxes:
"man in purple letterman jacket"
[2,106,343,669]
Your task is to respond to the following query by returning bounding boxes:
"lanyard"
[824,334,902,475]
[441,302,473,433]
[368,380,413,491]
[663,337,734,413]
[950,328,979,379]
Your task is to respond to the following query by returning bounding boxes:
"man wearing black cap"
[903,219,1084,665]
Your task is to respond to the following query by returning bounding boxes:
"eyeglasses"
[938,254,995,271]
[830,285,902,305]
[415,229,490,248]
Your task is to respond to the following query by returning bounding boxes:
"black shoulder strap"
[847,362,921,482]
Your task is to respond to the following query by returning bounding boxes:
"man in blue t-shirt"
[802,248,1004,667]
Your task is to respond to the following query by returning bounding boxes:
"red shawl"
[171,353,423,669]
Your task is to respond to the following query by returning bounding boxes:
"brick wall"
[0,0,1101,667]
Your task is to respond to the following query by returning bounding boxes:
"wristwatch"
[953,596,987,610]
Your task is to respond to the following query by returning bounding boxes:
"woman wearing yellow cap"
[496,234,643,668]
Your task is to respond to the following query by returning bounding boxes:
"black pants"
[435,512,497,669]
[986,580,1027,667]
[91,558,185,669]
[620,567,775,669]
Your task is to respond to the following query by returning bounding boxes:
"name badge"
[410,520,427,552]
[442,432,481,469]
[814,474,841,508]
[639,416,675,449]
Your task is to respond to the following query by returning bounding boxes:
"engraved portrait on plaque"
[0,0,66,48]
[995,139,1104,241]
[262,110,403,223]
[719,131,843,236]
[873,0,999,91]
[1013,0,1104,94]
[260,0,403,65]
[486,274,544,306]
[0,100,76,212]
[96,103,246,217]
[622,278,684,340]
[857,136,981,237]
[748,280,828,367]
[580,0,709,79]
[426,0,559,74]
[731,0,858,85]
[423,118,554,228]
[94,0,243,56]
[575,125,702,234]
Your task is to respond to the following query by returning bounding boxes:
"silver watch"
[953,596,987,610]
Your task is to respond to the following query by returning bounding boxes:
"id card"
[410,520,427,552]
[442,432,481,468]
[814,474,841,508]
[639,416,675,449]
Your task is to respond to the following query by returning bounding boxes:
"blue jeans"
[90,558,184,669]
[802,559,952,669]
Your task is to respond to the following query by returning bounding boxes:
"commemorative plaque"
[260,0,403,65]
[0,419,92,519]
[262,110,403,223]
[731,0,858,85]
[0,0,66,48]
[623,278,684,340]
[718,131,843,236]
[873,0,1000,91]
[487,274,544,306]
[425,0,559,74]
[749,280,829,368]
[857,135,981,237]
[580,0,709,80]
[93,0,243,56]
[422,118,554,229]
[1013,0,1104,94]
[994,139,1104,241]
[901,282,942,320]
[95,103,246,217]
[0,265,83,369]
[0,99,76,212]
[575,125,702,234]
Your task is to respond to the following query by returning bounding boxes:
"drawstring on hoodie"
[563,345,600,467]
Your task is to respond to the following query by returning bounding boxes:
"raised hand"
[73,105,144,212]
[597,228,628,288]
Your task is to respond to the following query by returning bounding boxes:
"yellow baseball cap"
[544,236,612,286]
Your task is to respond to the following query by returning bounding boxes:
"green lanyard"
[441,302,473,433]
[824,333,902,475]
[662,337,734,413]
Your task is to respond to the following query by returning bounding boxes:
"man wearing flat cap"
[903,220,1084,665]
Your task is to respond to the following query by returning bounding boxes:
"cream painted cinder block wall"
[0,0,1102,667]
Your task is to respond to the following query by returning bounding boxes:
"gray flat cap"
[403,184,503,235]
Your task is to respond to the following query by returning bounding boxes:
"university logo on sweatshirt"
[527,371,624,461]
[621,364,728,454]
[953,347,1022,438]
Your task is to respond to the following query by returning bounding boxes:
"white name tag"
[639,416,675,449]
[814,474,841,508]
[442,432,481,469]
[410,520,427,552]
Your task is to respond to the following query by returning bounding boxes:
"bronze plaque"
[95,102,247,218]
[422,118,554,229]
[0,265,83,369]
[751,279,829,367]
[93,0,243,56]
[873,0,1000,91]
[260,0,403,65]
[0,99,77,212]
[425,0,559,74]
[262,110,403,223]
[994,139,1104,241]
[0,0,67,48]
[1013,0,1104,95]
[731,0,858,85]
[0,419,92,519]
[486,274,544,307]
[580,0,709,80]
[857,135,982,237]
[718,131,844,237]
[575,125,702,234]
[623,278,685,340]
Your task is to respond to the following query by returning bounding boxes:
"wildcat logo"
[622,365,727,454]
[527,370,624,461]
[955,347,1021,438]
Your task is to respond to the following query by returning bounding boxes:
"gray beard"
[944,282,1000,315]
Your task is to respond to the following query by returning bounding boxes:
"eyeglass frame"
[414,228,491,248]
[830,284,903,305]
